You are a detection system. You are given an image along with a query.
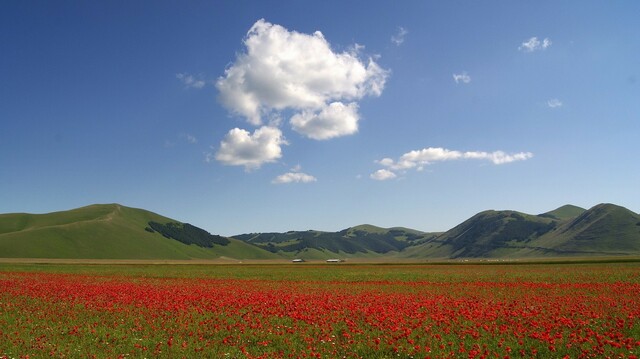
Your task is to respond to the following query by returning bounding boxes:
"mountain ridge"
[1,203,639,260]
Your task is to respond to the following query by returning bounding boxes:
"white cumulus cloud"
[176,73,205,89]
[453,72,471,84]
[391,26,408,46]
[518,37,552,52]
[372,147,533,179]
[370,169,397,181]
[212,126,287,171]
[290,102,359,140]
[216,19,388,138]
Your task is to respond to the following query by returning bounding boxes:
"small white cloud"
[216,19,388,135]
[290,102,359,140]
[176,73,206,89]
[370,169,397,181]
[212,126,287,171]
[272,171,317,184]
[453,72,471,84]
[518,37,552,52]
[391,26,408,46]
[372,147,533,179]
[547,98,563,108]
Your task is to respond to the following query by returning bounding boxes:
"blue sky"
[1,1,638,236]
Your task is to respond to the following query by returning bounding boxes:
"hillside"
[0,204,278,260]
[404,203,640,259]
[403,210,557,258]
[539,204,586,220]
[1,203,639,260]
[232,225,439,259]
[524,203,640,256]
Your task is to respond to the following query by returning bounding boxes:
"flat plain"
[1,261,639,358]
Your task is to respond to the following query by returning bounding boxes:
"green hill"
[538,204,586,220]
[525,203,640,256]
[405,204,640,259]
[0,204,278,260]
[232,225,439,259]
[403,210,557,258]
[1,203,638,260]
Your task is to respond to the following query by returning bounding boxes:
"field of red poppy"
[1,262,639,358]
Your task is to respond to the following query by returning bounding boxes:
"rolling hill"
[232,225,439,259]
[1,203,639,260]
[404,203,640,259]
[0,204,278,260]
[522,203,640,256]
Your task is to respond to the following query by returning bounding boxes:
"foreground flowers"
[1,264,639,358]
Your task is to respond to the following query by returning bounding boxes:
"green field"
[2,259,639,282]
[1,261,639,358]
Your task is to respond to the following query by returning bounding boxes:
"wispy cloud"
[371,147,533,180]
[176,73,205,89]
[547,98,563,108]
[272,165,317,184]
[209,126,287,171]
[391,26,408,46]
[518,37,552,52]
[180,133,198,144]
[453,72,471,84]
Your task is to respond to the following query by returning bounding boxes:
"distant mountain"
[0,204,277,259]
[404,203,640,258]
[404,210,557,258]
[539,204,586,220]
[232,224,439,259]
[524,203,640,255]
[1,203,639,260]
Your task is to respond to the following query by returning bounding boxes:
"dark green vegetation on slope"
[147,221,230,247]
[404,203,640,258]
[1,203,639,260]
[0,204,277,260]
[232,224,439,259]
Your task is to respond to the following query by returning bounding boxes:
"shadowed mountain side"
[525,203,640,255]
[232,224,440,259]
[404,204,640,258]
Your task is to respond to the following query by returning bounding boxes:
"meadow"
[1,262,639,358]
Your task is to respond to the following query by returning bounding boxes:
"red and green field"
[1,262,639,358]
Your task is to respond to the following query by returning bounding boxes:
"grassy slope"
[407,210,557,258]
[233,225,437,259]
[405,204,640,259]
[0,204,279,260]
[527,204,640,255]
[539,204,586,220]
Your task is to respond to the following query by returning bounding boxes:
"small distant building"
[326,259,343,263]
[292,259,305,263]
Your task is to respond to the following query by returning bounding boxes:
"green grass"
[0,204,280,260]
[1,260,639,282]
[539,204,586,219]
